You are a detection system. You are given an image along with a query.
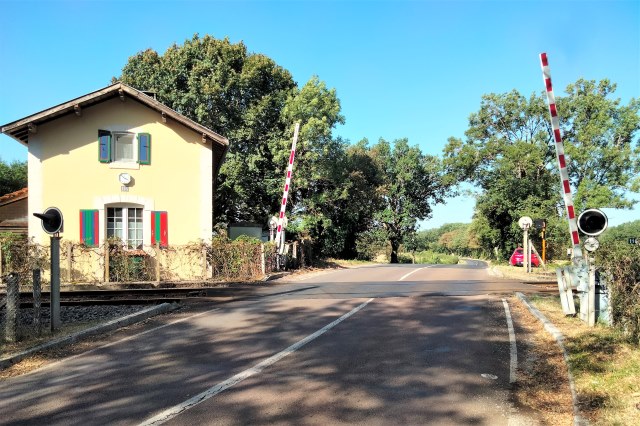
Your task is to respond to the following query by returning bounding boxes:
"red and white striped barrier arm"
[275,122,300,249]
[539,53,582,260]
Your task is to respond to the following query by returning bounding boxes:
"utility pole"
[518,216,532,273]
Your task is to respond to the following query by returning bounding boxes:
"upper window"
[99,130,151,165]
[114,132,135,162]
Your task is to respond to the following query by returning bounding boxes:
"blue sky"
[1,0,638,228]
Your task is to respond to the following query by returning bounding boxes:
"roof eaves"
[1,83,229,149]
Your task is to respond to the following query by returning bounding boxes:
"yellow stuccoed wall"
[28,97,214,248]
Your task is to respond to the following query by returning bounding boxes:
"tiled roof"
[0,187,28,205]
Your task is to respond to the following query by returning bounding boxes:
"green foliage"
[107,238,152,282]
[208,236,265,278]
[596,229,640,345]
[117,35,296,225]
[411,250,459,265]
[443,79,640,261]
[412,223,482,258]
[0,159,27,196]
[370,138,449,263]
[561,79,640,210]
[0,233,47,284]
[355,228,388,261]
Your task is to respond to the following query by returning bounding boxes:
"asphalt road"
[0,262,542,425]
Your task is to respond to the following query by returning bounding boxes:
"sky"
[1,0,639,229]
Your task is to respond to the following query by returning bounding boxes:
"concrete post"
[104,243,110,283]
[155,242,161,283]
[202,247,208,280]
[4,273,19,342]
[33,269,42,334]
[588,257,596,326]
[66,243,72,283]
[50,236,61,331]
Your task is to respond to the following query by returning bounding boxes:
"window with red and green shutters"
[79,210,99,247]
[151,211,168,248]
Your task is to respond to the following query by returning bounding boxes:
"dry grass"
[510,297,574,425]
[527,294,640,425]
[492,263,557,282]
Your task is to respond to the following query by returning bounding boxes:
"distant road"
[0,263,541,425]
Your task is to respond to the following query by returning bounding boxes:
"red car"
[509,247,540,267]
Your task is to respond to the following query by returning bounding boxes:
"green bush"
[404,250,459,265]
[597,240,640,345]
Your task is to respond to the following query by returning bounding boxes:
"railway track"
[6,285,268,308]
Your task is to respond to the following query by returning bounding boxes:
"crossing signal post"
[534,219,547,262]
[33,207,64,331]
[576,208,608,326]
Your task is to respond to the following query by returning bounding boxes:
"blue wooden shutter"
[138,133,151,165]
[98,130,111,163]
[80,210,99,247]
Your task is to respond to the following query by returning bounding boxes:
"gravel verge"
[1,303,178,369]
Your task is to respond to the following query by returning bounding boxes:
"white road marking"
[502,299,518,383]
[139,298,375,426]
[399,266,430,281]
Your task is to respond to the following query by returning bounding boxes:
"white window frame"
[106,204,144,250]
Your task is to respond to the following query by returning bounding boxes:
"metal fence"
[1,271,44,345]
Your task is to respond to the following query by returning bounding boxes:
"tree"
[0,159,27,196]
[117,35,297,225]
[560,79,640,211]
[370,138,448,263]
[443,80,640,260]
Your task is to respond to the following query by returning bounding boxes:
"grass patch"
[528,294,640,425]
[399,250,459,264]
[324,258,378,267]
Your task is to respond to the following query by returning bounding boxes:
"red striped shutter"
[151,211,168,248]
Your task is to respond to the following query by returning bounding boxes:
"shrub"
[406,250,459,265]
[597,240,640,345]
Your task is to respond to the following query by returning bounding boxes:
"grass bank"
[527,294,640,425]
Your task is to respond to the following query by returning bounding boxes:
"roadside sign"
[629,238,637,245]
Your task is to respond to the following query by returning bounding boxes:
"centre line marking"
[139,298,375,426]
[399,266,429,281]
[502,299,518,383]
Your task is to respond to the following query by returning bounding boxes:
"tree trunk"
[390,239,400,263]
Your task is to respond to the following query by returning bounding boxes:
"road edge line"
[501,298,517,384]
[515,292,586,426]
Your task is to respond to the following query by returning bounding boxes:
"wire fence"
[1,235,312,344]
[0,236,313,287]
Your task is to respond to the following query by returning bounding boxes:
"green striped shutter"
[138,133,151,165]
[79,210,99,247]
[98,130,111,163]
